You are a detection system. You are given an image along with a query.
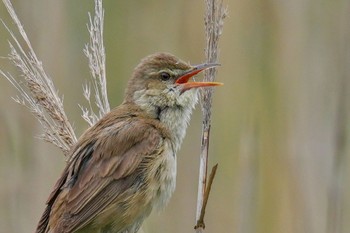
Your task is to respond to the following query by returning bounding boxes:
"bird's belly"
[92,141,177,233]
[149,141,177,210]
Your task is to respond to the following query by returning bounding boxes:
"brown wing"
[36,114,163,233]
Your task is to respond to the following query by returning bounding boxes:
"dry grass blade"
[0,0,77,156]
[82,0,110,126]
[196,0,227,232]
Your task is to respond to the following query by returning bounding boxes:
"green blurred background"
[1,1,350,233]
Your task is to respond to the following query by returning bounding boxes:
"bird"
[35,52,222,233]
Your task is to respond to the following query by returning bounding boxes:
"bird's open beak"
[175,63,223,92]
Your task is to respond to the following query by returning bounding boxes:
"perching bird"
[36,52,222,233]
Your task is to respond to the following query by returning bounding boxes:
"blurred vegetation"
[0,1,349,233]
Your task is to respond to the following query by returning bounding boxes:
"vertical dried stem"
[195,0,227,232]
[195,164,218,230]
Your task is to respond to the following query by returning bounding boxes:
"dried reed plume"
[81,0,110,126]
[195,0,227,231]
[0,0,108,157]
[0,0,77,156]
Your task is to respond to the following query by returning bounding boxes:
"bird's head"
[124,53,222,115]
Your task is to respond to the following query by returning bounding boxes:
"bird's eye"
[160,72,171,81]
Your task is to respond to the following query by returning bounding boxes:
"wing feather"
[36,108,164,233]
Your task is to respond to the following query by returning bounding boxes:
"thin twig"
[195,0,227,231]
[195,164,218,230]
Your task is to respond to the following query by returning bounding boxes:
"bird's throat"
[158,106,194,152]
[133,89,198,152]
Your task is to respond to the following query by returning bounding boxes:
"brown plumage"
[36,53,221,233]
